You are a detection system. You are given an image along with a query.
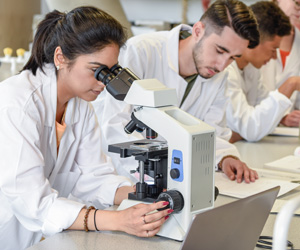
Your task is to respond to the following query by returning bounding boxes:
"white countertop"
[27,135,300,250]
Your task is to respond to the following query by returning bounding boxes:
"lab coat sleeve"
[215,136,240,170]
[0,106,84,236]
[70,103,132,208]
[202,72,232,141]
[226,67,292,142]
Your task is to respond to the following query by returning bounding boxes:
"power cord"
[256,236,295,249]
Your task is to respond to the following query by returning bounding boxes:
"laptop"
[181,186,280,250]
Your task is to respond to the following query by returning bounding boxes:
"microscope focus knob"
[170,168,180,179]
[156,190,184,212]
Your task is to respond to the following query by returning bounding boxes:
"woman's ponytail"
[22,6,126,75]
[22,11,65,75]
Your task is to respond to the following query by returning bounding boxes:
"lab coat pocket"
[51,171,81,198]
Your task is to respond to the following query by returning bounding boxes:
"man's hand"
[220,157,259,183]
[229,131,243,143]
[280,111,300,127]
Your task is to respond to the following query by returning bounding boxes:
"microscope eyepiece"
[110,64,122,75]
[94,64,139,101]
[94,65,115,85]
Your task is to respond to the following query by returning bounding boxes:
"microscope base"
[117,199,186,241]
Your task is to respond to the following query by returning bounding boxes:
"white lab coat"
[226,62,292,141]
[261,28,300,110]
[92,24,239,182]
[0,64,131,250]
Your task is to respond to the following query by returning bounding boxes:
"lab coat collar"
[166,24,192,73]
[37,64,80,127]
[49,122,76,184]
[284,27,300,69]
[52,98,79,177]
[197,75,210,83]
[34,64,58,163]
[64,98,81,125]
[36,64,79,167]
[34,64,57,128]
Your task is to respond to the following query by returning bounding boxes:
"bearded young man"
[93,0,260,183]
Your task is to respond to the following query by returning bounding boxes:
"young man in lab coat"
[261,0,300,126]
[93,0,260,183]
[226,1,300,143]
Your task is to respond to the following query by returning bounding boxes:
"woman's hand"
[70,201,173,235]
[117,201,173,237]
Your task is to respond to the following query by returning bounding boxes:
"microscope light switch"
[174,157,180,164]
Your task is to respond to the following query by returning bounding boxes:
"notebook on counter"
[270,126,299,137]
[215,171,299,199]
[264,155,300,173]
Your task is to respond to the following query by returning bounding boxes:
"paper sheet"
[254,168,300,181]
[215,172,300,199]
[270,127,299,137]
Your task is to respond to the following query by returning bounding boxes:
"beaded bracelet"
[218,155,239,170]
[94,209,100,231]
[84,206,95,232]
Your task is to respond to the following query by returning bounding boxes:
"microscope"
[95,64,216,241]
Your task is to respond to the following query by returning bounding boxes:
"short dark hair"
[200,0,260,48]
[23,6,127,75]
[250,1,291,42]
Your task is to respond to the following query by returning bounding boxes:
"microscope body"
[95,66,216,241]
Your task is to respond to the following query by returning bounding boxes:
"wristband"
[84,206,95,232]
[94,209,100,231]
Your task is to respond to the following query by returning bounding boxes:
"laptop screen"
[181,186,280,250]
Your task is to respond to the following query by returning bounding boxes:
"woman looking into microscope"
[0,6,171,250]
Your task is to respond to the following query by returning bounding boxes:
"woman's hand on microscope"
[221,157,259,183]
[117,201,173,237]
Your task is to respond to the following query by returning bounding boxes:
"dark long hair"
[200,0,260,48]
[23,6,127,75]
